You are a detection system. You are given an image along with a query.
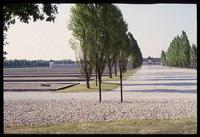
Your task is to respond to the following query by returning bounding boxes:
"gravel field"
[4,65,197,128]
[4,74,83,77]
[4,83,79,91]
[3,66,112,75]
[4,74,108,77]
[4,77,86,81]
[4,77,94,82]
[4,93,196,127]
[3,67,80,75]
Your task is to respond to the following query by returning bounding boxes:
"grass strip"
[59,82,119,92]
[60,68,140,93]
[4,118,197,134]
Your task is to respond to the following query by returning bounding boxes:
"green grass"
[59,82,119,93]
[59,68,139,93]
[4,118,197,134]
[102,68,139,81]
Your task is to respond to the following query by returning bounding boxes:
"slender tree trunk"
[86,75,90,88]
[114,62,117,76]
[124,64,127,72]
[84,64,90,89]
[108,63,112,78]
[95,69,98,86]
[83,29,90,89]
[122,64,125,73]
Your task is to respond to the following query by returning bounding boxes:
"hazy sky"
[4,4,197,61]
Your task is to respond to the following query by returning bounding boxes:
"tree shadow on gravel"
[128,78,196,81]
[115,89,197,93]
[122,82,196,86]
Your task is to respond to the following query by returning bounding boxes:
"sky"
[4,4,197,61]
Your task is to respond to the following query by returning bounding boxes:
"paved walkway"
[113,65,197,93]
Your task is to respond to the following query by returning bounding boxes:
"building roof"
[143,58,160,62]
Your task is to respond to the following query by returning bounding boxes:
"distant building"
[49,62,54,68]
[49,61,77,68]
[143,57,160,65]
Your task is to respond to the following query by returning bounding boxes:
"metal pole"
[98,33,104,102]
[95,31,98,86]
[96,53,98,86]
[98,70,101,102]
[120,67,123,102]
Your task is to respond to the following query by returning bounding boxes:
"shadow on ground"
[115,89,196,93]
[122,82,196,86]
[128,78,196,81]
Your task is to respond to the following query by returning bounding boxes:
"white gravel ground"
[4,65,197,128]
[4,83,73,90]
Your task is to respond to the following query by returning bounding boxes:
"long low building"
[143,57,160,65]
[49,62,77,68]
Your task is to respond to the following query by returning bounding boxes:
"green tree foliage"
[190,44,197,67]
[160,50,167,65]
[68,4,143,102]
[68,4,95,88]
[106,5,125,77]
[179,31,191,67]
[68,4,136,89]
[128,32,143,69]
[163,31,195,68]
[118,31,130,73]
[167,36,181,66]
[3,4,58,60]
[3,4,58,31]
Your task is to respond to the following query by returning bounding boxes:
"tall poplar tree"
[68,4,94,88]
[160,50,167,65]
[190,44,197,67]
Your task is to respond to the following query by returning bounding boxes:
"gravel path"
[4,65,197,128]
[113,65,197,93]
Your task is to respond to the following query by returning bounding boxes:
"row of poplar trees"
[161,31,197,68]
[68,4,142,101]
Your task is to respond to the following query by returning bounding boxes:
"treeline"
[3,59,75,68]
[129,34,143,68]
[161,31,197,68]
[68,4,143,90]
